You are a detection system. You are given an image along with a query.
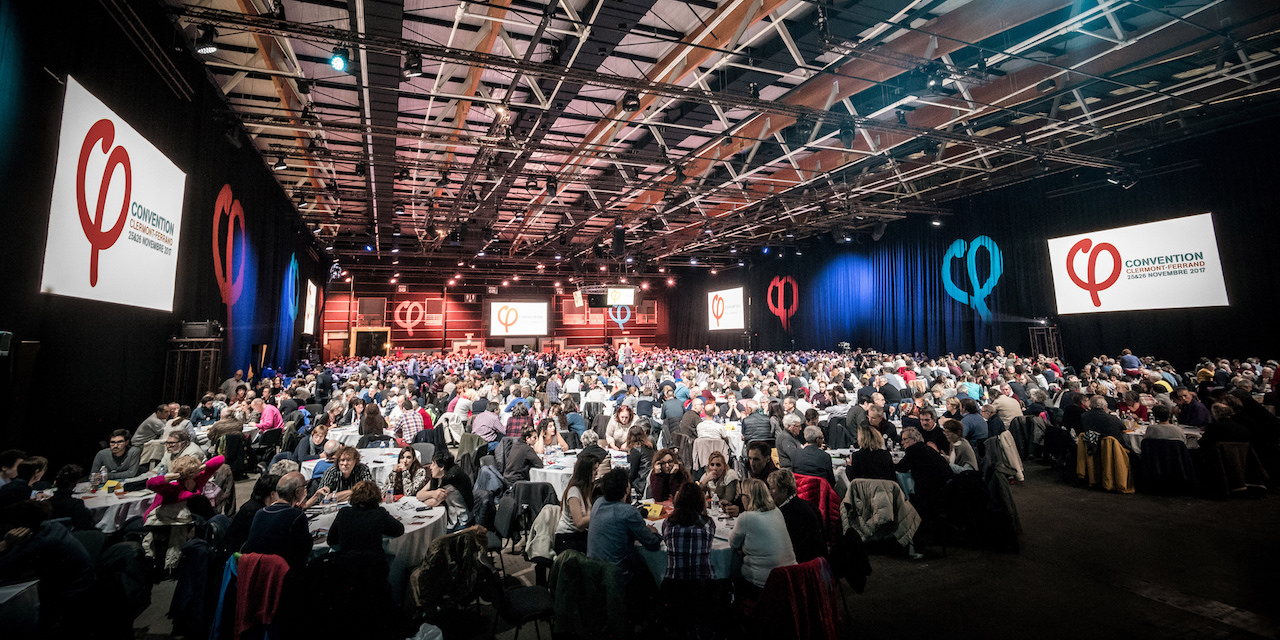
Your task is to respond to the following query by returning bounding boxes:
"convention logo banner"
[40,77,187,311]
[943,235,1003,321]
[489,301,548,336]
[1047,213,1228,314]
[766,276,798,333]
[707,286,744,330]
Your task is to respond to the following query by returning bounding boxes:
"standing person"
[728,478,796,596]
[91,431,141,480]
[554,456,599,554]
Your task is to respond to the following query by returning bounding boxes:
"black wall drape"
[669,118,1280,370]
[0,0,323,462]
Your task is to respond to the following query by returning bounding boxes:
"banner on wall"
[490,301,548,336]
[40,77,187,311]
[303,280,317,335]
[1047,213,1229,314]
[606,287,635,306]
[707,287,745,330]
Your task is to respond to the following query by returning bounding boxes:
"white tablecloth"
[75,483,155,533]
[529,450,630,497]
[1120,425,1203,454]
[327,426,362,447]
[637,513,739,585]
[308,497,446,602]
[301,447,401,485]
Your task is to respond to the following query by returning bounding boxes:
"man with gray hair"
[789,425,836,486]
[1080,395,1126,440]
[243,471,312,570]
[776,413,805,468]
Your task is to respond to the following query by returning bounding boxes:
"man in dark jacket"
[894,427,955,519]
[790,427,836,487]
[741,399,774,445]
[660,389,685,448]
[767,469,826,563]
[1200,403,1253,451]
[1080,396,1126,440]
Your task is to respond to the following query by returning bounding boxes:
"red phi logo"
[77,119,132,287]
[395,300,426,336]
[497,305,519,332]
[767,276,799,332]
[1066,238,1121,307]
[711,294,725,327]
[212,184,246,307]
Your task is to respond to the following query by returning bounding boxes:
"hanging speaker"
[871,221,888,241]
[612,227,626,257]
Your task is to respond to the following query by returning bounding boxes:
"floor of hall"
[133,460,1279,640]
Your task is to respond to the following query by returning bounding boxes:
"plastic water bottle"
[384,484,394,504]
[97,466,108,488]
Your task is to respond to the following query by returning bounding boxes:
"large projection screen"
[303,280,318,335]
[605,287,635,306]
[489,301,549,336]
[40,77,187,312]
[1047,213,1228,314]
[707,287,745,330]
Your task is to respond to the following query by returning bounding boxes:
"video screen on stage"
[1047,213,1228,315]
[303,280,317,335]
[707,286,745,330]
[587,287,636,307]
[489,301,549,336]
[40,77,187,312]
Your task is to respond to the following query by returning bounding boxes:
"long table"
[307,497,446,602]
[73,479,155,534]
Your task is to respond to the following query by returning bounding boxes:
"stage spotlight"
[195,25,219,55]
[392,225,401,237]
[553,281,561,287]
[330,47,350,72]
[762,246,770,254]
[403,56,424,79]
[729,247,738,254]
[710,269,718,275]
[272,156,287,171]
[689,257,698,265]
[391,246,400,253]
[364,244,373,251]
[625,255,634,264]
[641,282,649,290]
[393,203,405,215]
[667,278,675,286]
[345,277,352,283]
[622,91,641,112]
[554,253,562,260]
[840,125,856,149]
[389,278,397,284]
[658,267,665,273]
[738,260,745,267]
[502,280,509,286]
[931,216,942,227]
[477,250,486,257]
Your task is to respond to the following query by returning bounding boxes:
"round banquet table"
[73,480,155,534]
[1120,424,1203,454]
[301,447,401,486]
[637,511,740,586]
[529,450,630,497]
[307,497,447,603]
[326,426,362,447]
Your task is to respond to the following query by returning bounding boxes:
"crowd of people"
[1,344,1276,637]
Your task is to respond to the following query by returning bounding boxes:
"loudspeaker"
[871,221,888,241]
[0,331,10,356]
[178,321,222,338]
[612,227,626,257]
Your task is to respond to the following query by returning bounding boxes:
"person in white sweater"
[729,477,796,592]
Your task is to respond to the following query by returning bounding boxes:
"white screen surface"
[605,287,635,306]
[303,280,317,335]
[40,77,187,312]
[707,287,745,330]
[1047,213,1228,314]
[490,301,549,336]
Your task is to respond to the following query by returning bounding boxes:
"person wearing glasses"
[90,430,141,480]
[648,447,691,502]
[154,430,205,475]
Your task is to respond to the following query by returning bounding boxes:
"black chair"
[249,429,283,472]
[1138,438,1196,495]
[478,558,553,640]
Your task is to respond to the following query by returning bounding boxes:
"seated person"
[789,426,836,487]
[154,431,205,476]
[502,424,545,484]
[767,469,826,563]
[554,456,599,554]
[1143,405,1186,443]
[743,440,779,481]
[293,424,330,462]
[0,456,46,506]
[649,447,691,502]
[0,449,23,487]
[729,478,796,595]
[383,447,429,496]
[917,409,950,454]
[144,455,224,571]
[775,414,804,468]
[90,430,141,480]
[224,474,278,553]
[244,472,312,571]
[328,480,404,571]
[943,419,979,471]
[310,440,341,479]
[868,405,899,444]
[577,430,612,477]
[314,446,373,503]
[1199,402,1253,451]
[894,427,955,517]
[846,425,894,482]
[586,468,662,580]
[470,405,505,452]
[531,418,569,455]
[1080,395,1126,441]
[661,482,716,581]
[416,450,474,532]
[47,465,95,531]
[698,451,739,506]
[0,500,95,631]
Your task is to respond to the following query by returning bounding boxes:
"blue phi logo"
[942,236,1002,321]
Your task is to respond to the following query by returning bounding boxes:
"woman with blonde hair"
[698,450,739,505]
[143,454,225,571]
[728,478,796,593]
